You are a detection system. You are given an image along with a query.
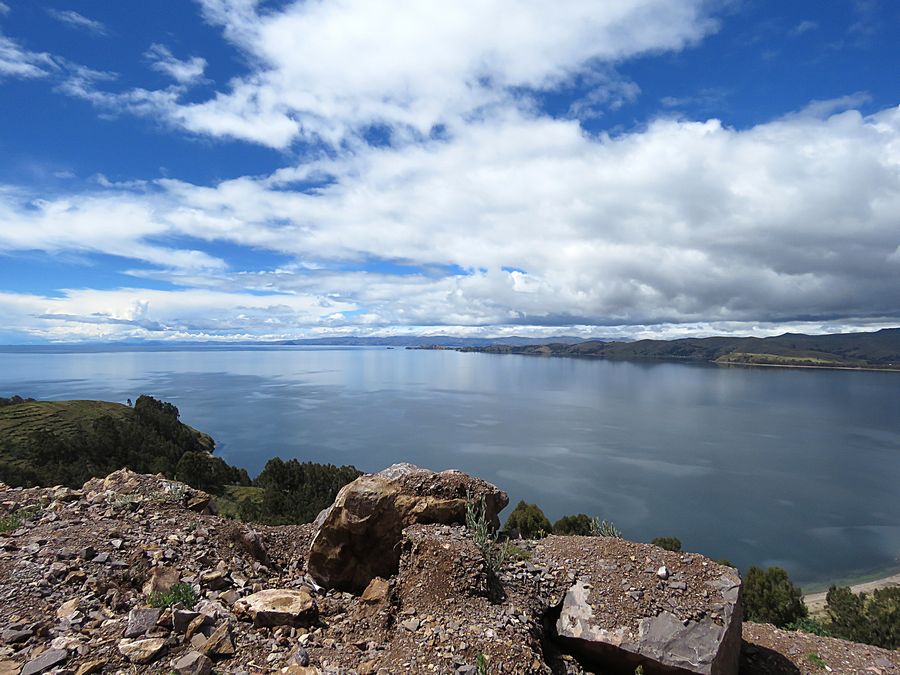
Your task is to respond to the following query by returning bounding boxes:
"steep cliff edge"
[0,468,896,674]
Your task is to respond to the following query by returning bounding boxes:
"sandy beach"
[803,571,900,614]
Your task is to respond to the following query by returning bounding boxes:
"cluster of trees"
[825,585,898,649]
[735,565,897,650]
[235,457,362,525]
[0,396,35,408]
[503,501,623,539]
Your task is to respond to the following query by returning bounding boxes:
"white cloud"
[1,102,898,340]
[0,34,56,79]
[145,44,207,85]
[0,3,9,16]
[0,188,224,272]
[46,9,107,36]
[790,20,818,36]
[75,0,716,148]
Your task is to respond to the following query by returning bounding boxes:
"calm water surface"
[1,345,898,587]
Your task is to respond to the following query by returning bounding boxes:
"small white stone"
[656,565,670,580]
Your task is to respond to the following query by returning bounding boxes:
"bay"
[1,344,898,587]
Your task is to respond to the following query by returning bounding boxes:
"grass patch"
[146,582,198,609]
[215,484,265,520]
[504,544,532,561]
[806,652,826,669]
[0,505,40,534]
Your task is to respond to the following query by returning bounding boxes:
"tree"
[553,513,594,536]
[827,585,899,649]
[743,566,807,627]
[651,536,682,552]
[505,501,552,539]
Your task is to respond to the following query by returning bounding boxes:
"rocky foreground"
[0,467,897,675]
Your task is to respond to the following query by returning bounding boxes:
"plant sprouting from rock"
[591,517,623,538]
[465,492,508,573]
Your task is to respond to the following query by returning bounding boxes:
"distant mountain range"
[453,328,900,370]
[278,335,605,347]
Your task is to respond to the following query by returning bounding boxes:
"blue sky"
[0,0,898,343]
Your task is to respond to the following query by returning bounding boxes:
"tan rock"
[118,637,166,664]
[142,566,181,595]
[235,589,318,628]
[74,659,106,675]
[56,598,80,620]
[361,577,390,603]
[308,463,508,592]
[0,659,21,675]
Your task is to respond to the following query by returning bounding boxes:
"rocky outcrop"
[0,468,897,674]
[556,575,741,674]
[307,463,508,592]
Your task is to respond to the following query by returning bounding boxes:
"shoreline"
[802,570,900,614]
[714,360,900,373]
[457,349,900,372]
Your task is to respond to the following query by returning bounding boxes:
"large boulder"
[545,536,743,674]
[307,463,508,592]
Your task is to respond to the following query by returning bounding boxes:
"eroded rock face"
[307,463,508,592]
[551,536,743,675]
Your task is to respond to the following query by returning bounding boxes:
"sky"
[0,0,898,343]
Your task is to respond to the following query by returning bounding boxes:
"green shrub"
[0,505,40,534]
[651,536,682,552]
[786,616,832,637]
[743,566,807,627]
[465,493,508,573]
[826,585,898,649]
[505,501,552,539]
[806,652,826,669]
[553,514,594,536]
[147,582,198,609]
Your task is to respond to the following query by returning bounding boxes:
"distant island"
[428,327,900,371]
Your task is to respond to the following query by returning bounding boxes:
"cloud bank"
[0,0,898,342]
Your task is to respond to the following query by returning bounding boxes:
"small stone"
[234,589,317,628]
[172,651,212,675]
[173,610,201,633]
[199,623,235,657]
[118,637,166,664]
[124,608,162,638]
[292,646,310,667]
[74,659,106,675]
[1,627,31,644]
[219,589,239,606]
[0,659,21,675]
[199,570,230,591]
[401,618,420,632]
[21,649,68,675]
[143,566,180,595]
[656,566,669,580]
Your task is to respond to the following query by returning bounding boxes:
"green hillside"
[463,328,900,370]
[0,395,245,489]
[0,395,361,526]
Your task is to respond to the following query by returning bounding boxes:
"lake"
[1,344,898,588]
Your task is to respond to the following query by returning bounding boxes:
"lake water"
[1,345,898,587]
